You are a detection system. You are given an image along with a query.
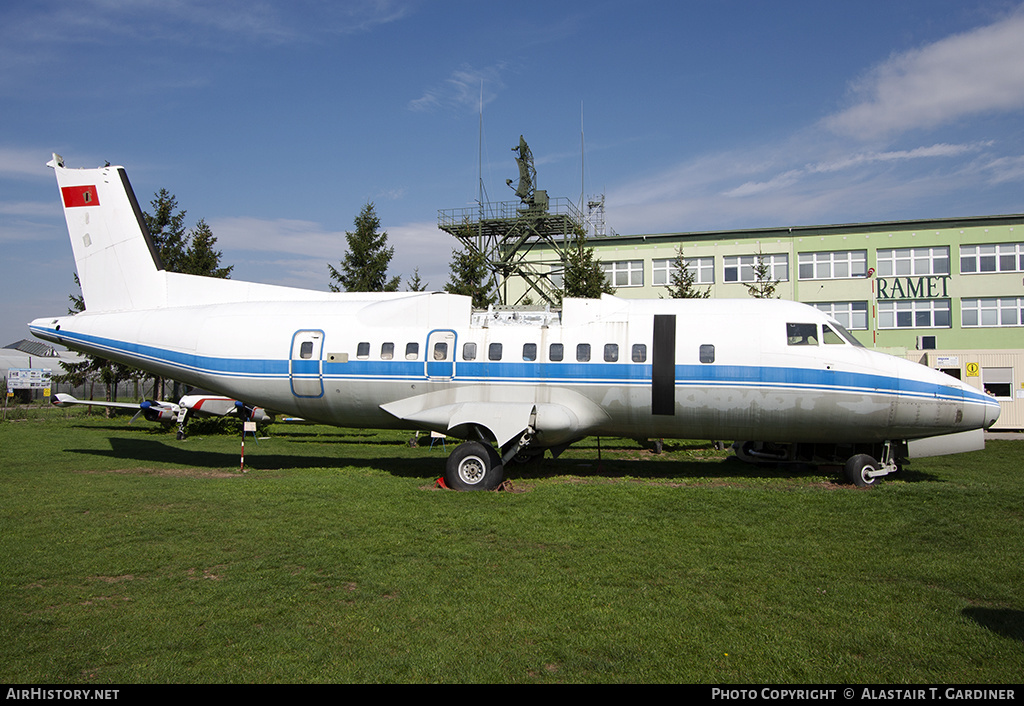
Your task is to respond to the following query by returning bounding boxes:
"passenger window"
[405,342,419,360]
[699,344,715,364]
[632,344,647,363]
[787,323,818,346]
[549,343,564,362]
[380,342,394,360]
[604,344,618,362]
[433,342,448,360]
[300,341,313,359]
[577,343,591,362]
[523,343,537,361]
[822,325,844,345]
[356,342,370,359]
[489,342,503,361]
[463,342,477,361]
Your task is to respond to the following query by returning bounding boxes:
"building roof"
[586,213,1024,248]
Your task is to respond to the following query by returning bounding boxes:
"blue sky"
[3,0,1024,347]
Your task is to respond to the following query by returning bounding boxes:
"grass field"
[1,411,1022,683]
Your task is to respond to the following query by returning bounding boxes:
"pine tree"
[562,234,615,300]
[328,202,401,292]
[746,250,780,299]
[144,189,188,271]
[406,267,428,292]
[665,245,711,299]
[444,247,496,309]
[181,219,233,278]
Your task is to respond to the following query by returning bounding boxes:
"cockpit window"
[787,323,818,346]
[829,321,865,348]
[822,325,845,345]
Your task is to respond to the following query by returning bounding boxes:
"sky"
[2,0,1024,347]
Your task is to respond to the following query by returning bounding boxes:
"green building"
[504,213,1024,430]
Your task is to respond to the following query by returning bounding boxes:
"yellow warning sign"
[966,363,980,377]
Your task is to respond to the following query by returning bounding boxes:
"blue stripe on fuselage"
[31,324,995,409]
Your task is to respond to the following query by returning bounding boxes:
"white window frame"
[723,253,788,283]
[982,367,1013,399]
[960,243,1024,274]
[811,301,869,330]
[798,250,867,280]
[877,299,951,329]
[652,256,714,286]
[876,247,949,277]
[602,260,644,287]
[961,297,1024,327]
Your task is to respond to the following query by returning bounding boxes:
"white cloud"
[209,215,454,291]
[408,63,509,114]
[0,148,56,179]
[825,10,1024,140]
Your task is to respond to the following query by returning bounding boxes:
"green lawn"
[1,413,1021,683]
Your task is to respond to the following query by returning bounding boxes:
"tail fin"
[49,154,165,312]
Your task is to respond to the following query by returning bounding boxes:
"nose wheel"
[843,442,900,487]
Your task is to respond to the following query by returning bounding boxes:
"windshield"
[829,320,865,348]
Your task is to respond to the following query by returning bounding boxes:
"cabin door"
[290,329,324,398]
[651,315,676,416]
[425,329,456,381]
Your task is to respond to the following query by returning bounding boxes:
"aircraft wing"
[52,393,177,413]
[380,386,609,449]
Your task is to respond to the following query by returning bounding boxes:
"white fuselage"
[30,293,999,448]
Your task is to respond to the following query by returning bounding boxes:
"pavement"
[985,431,1023,440]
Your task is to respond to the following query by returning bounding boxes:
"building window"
[982,367,1013,399]
[723,253,788,283]
[960,243,1024,274]
[652,256,714,286]
[876,247,949,277]
[811,301,869,330]
[602,260,644,287]
[877,300,951,329]
[961,298,1024,327]
[798,250,867,279]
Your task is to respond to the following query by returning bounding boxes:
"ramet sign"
[877,275,950,300]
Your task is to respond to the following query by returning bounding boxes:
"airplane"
[30,155,1001,490]
[51,392,274,439]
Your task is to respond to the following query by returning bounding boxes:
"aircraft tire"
[843,454,879,487]
[445,441,504,491]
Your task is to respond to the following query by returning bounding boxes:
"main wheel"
[445,441,504,491]
[843,454,879,487]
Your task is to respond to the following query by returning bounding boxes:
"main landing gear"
[444,441,505,491]
[442,429,538,491]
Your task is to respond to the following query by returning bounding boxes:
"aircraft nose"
[984,397,1001,429]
